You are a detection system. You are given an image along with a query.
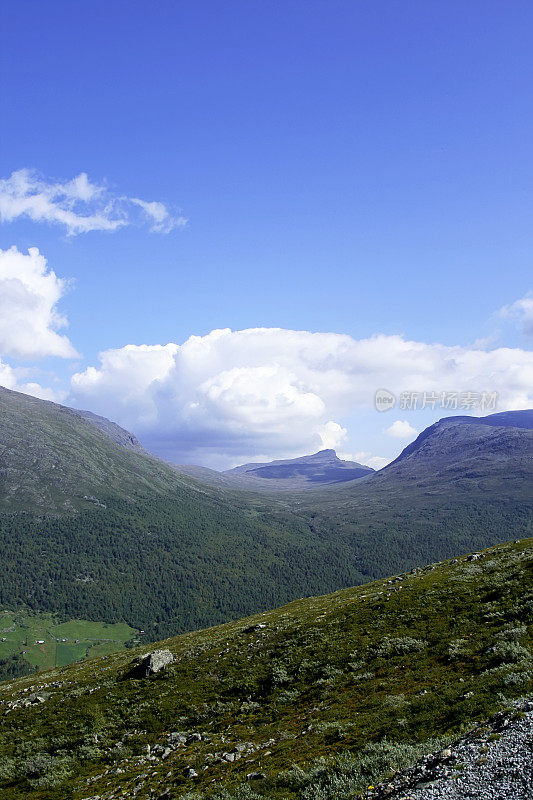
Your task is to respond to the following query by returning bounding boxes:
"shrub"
[488,641,531,666]
[383,694,408,710]
[447,639,471,659]
[369,637,426,658]
[22,752,75,788]
[0,757,16,781]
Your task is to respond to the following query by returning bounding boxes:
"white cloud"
[384,419,419,439]
[0,359,17,390]
[128,198,181,233]
[0,169,186,236]
[365,455,390,470]
[340,450,391,471]
[500,293,533,336]
[318,420,347,450]
[0,246,78,360]
[0,358,65,402]
[69,327,533,467]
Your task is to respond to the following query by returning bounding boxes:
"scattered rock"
[366,698,533,799]
[183,767,198,778]
[243,622,267,633]
[168,732,187,746]
[125,649,174,679]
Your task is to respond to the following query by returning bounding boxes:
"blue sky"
[0,1,531,468]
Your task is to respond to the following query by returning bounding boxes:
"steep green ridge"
[0,386,207,514]
[0,538,530,800]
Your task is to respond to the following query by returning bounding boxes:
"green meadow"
[0,609,136,672]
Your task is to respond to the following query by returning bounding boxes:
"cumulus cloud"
[384,420,419,439]
[0,359,17,390]
[0,169,186,236]
[349,451,391,470]
[0,358,64,402]
[500,294,533,336]
[69,327,533,467]
[318,421,348,450]
[0,246,78,360]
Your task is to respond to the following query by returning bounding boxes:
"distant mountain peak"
[223,448,374,488]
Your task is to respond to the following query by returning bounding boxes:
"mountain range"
[0,386,532,798]
[0,385,531,645]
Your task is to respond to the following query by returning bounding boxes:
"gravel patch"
[370,698,533,800]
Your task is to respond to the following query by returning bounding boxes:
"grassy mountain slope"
[0,537,531,800]
[0,386,208,514]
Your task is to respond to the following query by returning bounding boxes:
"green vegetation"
[1,386,531,643]
[0,610,136,675]
[0,538,530,799]
[2,491,530,642]
[0,494,370,639]
[0,386,212,515]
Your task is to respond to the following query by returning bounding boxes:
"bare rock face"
[127,649,174,678]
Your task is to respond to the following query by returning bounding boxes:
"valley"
[0,387,532,656]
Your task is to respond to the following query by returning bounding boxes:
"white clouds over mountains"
[0,169,186,235]
[384,420,419,439]
[0,241,531,468]
[69,327,533,466]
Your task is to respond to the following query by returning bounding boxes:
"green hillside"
[0,538,530,800]
[0,388,532,647]
[0,386,207,514]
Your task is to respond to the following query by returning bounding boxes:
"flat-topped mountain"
[224,448,374,488]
